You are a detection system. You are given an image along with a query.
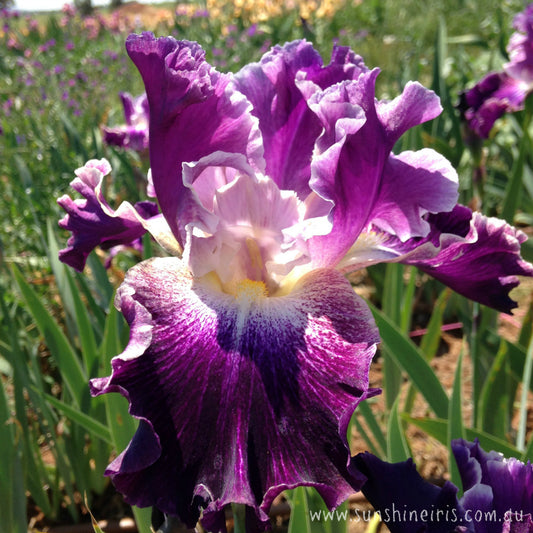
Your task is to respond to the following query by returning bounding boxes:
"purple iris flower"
[504,4,533,85]
[459,4,533,139]
[354,439,533,532]
[102,92,149,152]
[58,34,533,531]
[457,71,527,139]
[57,159,160,271]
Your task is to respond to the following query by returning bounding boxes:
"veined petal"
[126,33,264,245]
[57,159,163,271]
[90,257,379,530]
[402,210,533,314]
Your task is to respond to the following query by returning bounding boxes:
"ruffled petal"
[233,40,368,197]
[402,210,533,314]
[375,81,443,142]
[306,74,447,268]
[452,439,533,529]
[232,41,323,197]
[126,33,263,245]
[178,152,310,290]
[338,205,533,314]
[353,452,469,533]
[367,148,458,240]
[90,257,379,530]
[57,159,162,271]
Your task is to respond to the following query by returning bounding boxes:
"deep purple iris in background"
[458,3,533,139]
[355,439,533,533]
[102,91,149,152]
[58,34,533,531]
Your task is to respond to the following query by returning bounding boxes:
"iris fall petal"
[57,159,161,271]
[90,258,379,530]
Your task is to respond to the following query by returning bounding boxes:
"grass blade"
[355,401,387,457]
[387,396,410,462]
[288,487,312,533]
[12,264,87,407]
[0,383,26,533]
[448,350,465,494]
[38,390,112,444]
[381,264,405,409]
[501,103,531,224]
[403,415,522,459]
[65,270,100,377]
[369,302,449,419]
[517,331,533,453]
[477,340,512,436]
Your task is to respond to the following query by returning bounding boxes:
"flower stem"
[232,503,247,533]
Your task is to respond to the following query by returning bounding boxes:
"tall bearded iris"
[354,440,533,532]
[458,4,533,139]
[102,91,150,152]
[58,35,533,531]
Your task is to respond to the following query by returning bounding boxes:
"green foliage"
[0,1,532,531]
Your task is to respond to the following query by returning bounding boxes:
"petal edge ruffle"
[90,257,380,530]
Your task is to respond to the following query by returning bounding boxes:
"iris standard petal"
[125,33,264,245]
[232,40,324,197]
[367,148,458,240]
[306,73,449,268]
[375,80,443,143]
[353,452,468,533]
[90,257,379,530]
[57,159,160,271]
[233,40,369,198]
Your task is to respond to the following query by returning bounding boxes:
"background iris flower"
[58,34,533,531]
[355,439,533,533]
[458,3,533,139]
[102,91,150,152]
